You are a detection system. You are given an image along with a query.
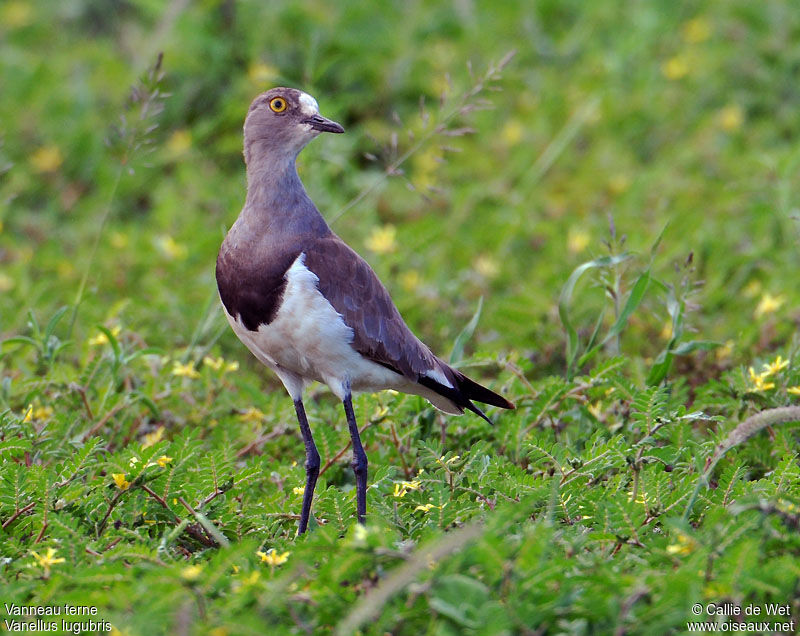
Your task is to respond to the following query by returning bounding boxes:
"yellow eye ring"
[269,97,287,113]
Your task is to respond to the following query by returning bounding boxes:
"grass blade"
[450,297,483,364]
[559,253,631,376]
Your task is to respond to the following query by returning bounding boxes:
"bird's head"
[243,87,344,164]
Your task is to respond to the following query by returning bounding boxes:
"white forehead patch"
[298,92,319,116]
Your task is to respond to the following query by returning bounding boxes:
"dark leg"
[294,399,320,535]
[343,393,368,524]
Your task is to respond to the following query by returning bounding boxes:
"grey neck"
[239,147,331,239]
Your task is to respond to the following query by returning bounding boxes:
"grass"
[2,0,800,634]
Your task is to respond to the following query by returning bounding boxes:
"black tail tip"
[467,401,494,425]
[466,399,515,425]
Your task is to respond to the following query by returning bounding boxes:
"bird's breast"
[220,253,399,396]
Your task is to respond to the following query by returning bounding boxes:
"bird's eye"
[269,97,287,113]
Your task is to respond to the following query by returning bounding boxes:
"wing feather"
[303,235,438,379]
[302,234,514,417]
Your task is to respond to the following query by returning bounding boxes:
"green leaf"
[1,336,41,352]
[44,306,69,341]
[672,340,720,355]
[429,574,490,628]
[559,253,631,376]
[601,267,651,345]
[450,297,483,364]
[0,438,32,458]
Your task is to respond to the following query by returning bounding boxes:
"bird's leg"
[343,393,367,524]
[294,399,320,535]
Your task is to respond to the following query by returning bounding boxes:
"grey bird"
[216,87,514,534]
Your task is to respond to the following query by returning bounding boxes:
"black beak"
[303,114,345,134]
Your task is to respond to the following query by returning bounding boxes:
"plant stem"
[328,51,514,226]
[68,165,124,338]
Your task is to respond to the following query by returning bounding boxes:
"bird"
[216,87,514,534]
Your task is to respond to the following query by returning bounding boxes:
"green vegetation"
[2,1,800,634]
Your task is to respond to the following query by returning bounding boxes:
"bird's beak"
[303,113,345,134]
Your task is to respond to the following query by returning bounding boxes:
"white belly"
[223,253,406,401]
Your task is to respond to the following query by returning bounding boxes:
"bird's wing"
[302,235,440,379]
[304,235,514,418]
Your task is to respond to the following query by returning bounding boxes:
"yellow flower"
[142,426,164,449]
[172,361,200,379]
[431,73,451,98]
[240,571,260,586]
[474,255,500,278]
[762,355,789,376]
[0,273,13,292]
[2,1,33,27]
[239,407,265,422]
[203,356,238,373]
[248,62,279,86]
[365,225,397,254]
[156,455,173,468]
[743,280,762,298]
[88,325,122,347]
[666,532,697,556]
[412,148,442,190]
[292,486,304,496]
[414,503,439,512]
[31,145,63,173]
[787,386,800,396]
[607,174,631,196]
[155,235,188,260]
[682,17,711,43]
[715,340,734,362]
[353,524,368,542]
[748,367,775,392]
[662,55,689,80]
[110,232,129,249]
[57,261,74,279]
[166,129,192,156]
[203,356,224,371]
[112,473,131,491]
[30,548,65,577]
[587,402,603,420]
[181,564,203,581]
[393,479,421,498]
[23,404,53,422]
[718,104,743,132]
[17,246,33,265]
[400,270,421,291]
[501,119,524,145]
[777,498,798,513]
[441,455,460,466]
[567,228,590,254]
[257,549,290,566]
[754,292,785,318]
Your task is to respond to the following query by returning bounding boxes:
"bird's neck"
[241,152,330,238]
